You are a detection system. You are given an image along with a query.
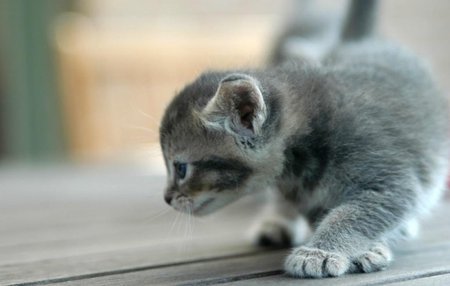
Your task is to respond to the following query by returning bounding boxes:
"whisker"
[137,109,160,126]
[178,212,189,255]
[188,208,191,237]
[183,213,189,251]
[124,125,159,135]
[189,210,194,248]
[146,207,172,222]
[187,209,193,251]
[127,97,161,127]
[169,212,181,236]
[127,137,155,144]
[189,207,194,240]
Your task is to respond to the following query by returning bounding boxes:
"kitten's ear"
[202,74,267,137]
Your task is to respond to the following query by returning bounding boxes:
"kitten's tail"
[340,0,379,42]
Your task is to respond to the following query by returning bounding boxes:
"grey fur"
[159,0,449,278]
[340,0,378,41]
[269,0,342,63]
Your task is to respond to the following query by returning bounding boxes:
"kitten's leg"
[253,195,311,247]
[285,190,415,278]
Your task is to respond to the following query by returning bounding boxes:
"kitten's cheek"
[193,198,216,216]
[193,192,243,216]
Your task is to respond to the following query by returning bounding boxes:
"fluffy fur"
[159,0,449,278]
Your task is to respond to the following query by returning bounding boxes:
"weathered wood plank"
[47,244,450,286]
[0,166,167,247]
[2,201,447,267]
[382,273,450,286]
[58,251,287,286]
[43,202,450,286]
[0,197,262,285]
[0,202,258,265]
[0,167,260,264]
[1,166,449,286]
[0,167,261,285]
[1,198,447,266]
[5,232,450,286]
[0,238,262,285]
[223,246,450,286]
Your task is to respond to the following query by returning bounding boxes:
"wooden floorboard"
[27,243,450,286]
[384,273,450,286]
[0,237,259,285]
[1,166,450,285]
[56,251,287,286]
[34,215,450,286]
[0,166,263,285]
[224,245,450,286]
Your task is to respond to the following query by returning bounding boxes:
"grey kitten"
[159,0,449,278]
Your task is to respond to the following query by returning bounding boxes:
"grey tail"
[340,0,379,41]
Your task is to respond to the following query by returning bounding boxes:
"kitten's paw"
[284,246,350,278]
[255,220,292,247]
[352,243,393,273]
[253,216,310,248]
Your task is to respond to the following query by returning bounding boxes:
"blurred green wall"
[0,0,74,162]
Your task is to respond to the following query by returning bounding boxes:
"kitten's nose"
[164,193,173,205]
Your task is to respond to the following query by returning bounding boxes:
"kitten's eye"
[174,162,187,180]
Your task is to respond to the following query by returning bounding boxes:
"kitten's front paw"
[352,243,393,273]
[255,220,292,248]
[285,246,350,278]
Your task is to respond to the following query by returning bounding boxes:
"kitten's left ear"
[201,74,267,137]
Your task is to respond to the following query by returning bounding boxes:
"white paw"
[254,216,310,248]
[285,246,350,278]
[255,220,293,247]
[400,219,419,240]
[353,243,393,273]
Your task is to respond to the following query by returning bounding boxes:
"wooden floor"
[1,165,450,286]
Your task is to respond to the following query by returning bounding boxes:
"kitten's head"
[159,72,280,216]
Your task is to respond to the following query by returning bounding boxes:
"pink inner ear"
[239,104,254,130]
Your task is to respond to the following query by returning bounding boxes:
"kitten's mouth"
[194,198,215,215]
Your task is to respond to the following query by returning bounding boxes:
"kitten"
[159,0,449,278]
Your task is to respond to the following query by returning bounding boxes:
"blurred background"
[0,0,449,165]
[0,0,284,164]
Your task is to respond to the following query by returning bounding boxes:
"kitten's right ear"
[201,74,267,138]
